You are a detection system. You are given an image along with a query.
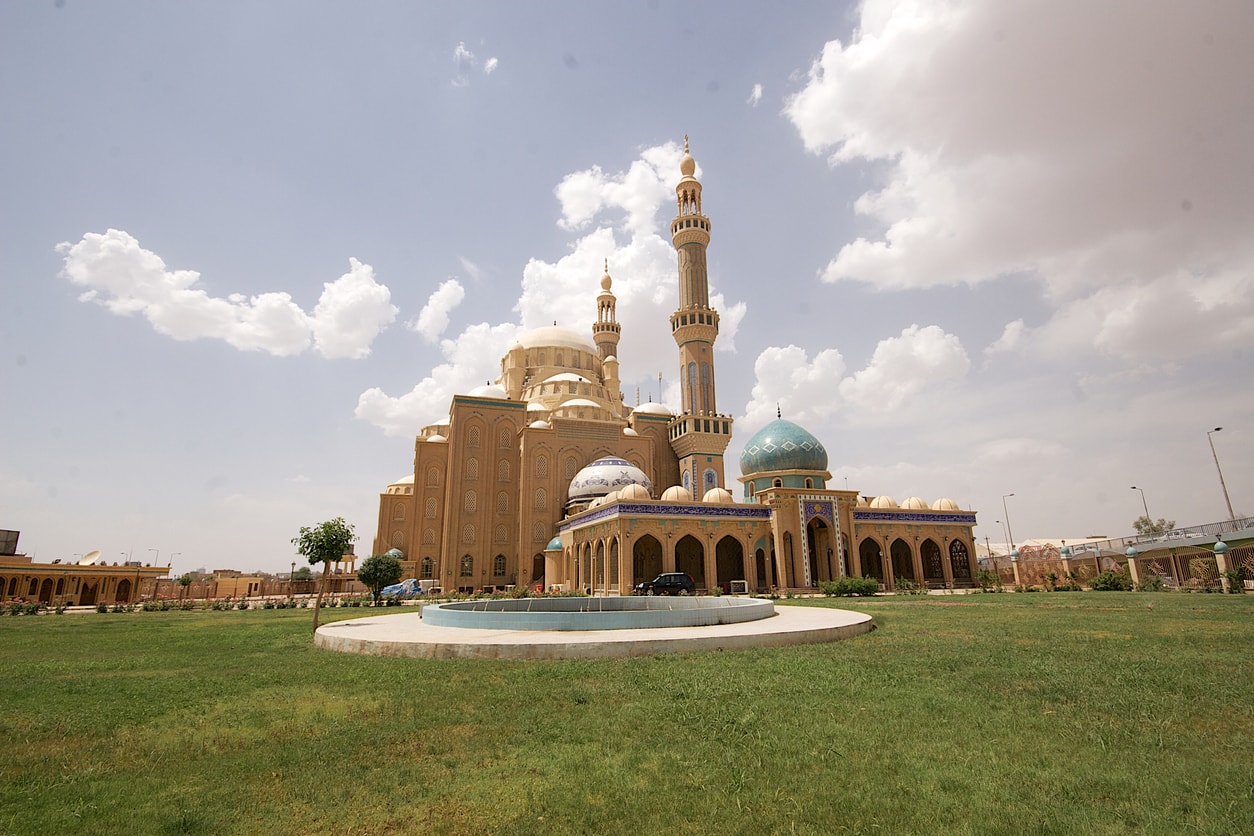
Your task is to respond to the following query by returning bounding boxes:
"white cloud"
[411,279,466,342]
[355,322,522,436]
[57,229,396,358]
[458,256,484,281]
[741,325,969,433]
[784,0,1254,362]
[452,41,498,86]
[747,83,763,106]
[839,325,969,411]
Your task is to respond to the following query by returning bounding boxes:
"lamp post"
[146,549,160,601]
[1130,486,1151,522]
[1001,494,1016,553]
[1206,427,1236,524]
[996,519,1007,553]
[168,553,181,601]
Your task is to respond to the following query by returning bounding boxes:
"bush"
[236,599,250,610]
[976,568,1003,592]
[1135,575,1165,592]
[1090,570,1133,591]
[819,577,880,597]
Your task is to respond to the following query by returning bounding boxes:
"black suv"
[634,572,696,595]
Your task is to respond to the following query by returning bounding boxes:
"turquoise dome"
[739,418,828,475]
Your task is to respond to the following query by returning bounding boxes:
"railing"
[1071,516,1253,556]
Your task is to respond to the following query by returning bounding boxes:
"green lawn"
[2,593,1252,835]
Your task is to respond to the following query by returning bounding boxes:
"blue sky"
[3,0,1251,575]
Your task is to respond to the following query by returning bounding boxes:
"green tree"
[292,517,357,630]
[178,573,193,601]
[1132,515,1175,536]
[291,566,312,581]
[357,554,404,604]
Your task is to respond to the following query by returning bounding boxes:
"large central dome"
[516,325,596,353]
[739,418,828,475]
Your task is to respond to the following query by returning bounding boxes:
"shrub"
[236,599,250,610]
[819,577,880,597]
[1135,575,1165,592]
[1090,570,1133,591]
[976,569,1002,592]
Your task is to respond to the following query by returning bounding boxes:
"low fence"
[985,543,1254,590]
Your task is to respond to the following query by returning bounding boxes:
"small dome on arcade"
[618,483,651,500]
[739,418,828,475]
[623,427,639,437]
[931,497,961,511]
[384,548,404,558]
[469,383,507,398]
[870,495,899,509]
[389,474,415,486]
[901,497,929,510]
[545,536,562,552]
[528,420,551,429]
[424,434,447,443]
[702,487,734,504]
[567,456,653,503]
[856,495,869,507]
[661,485,692,502]
[632,402,673,416]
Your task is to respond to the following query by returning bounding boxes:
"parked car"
[633,572,696,595]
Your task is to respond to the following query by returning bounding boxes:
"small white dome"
[856,496,869,507]
[632,402,673,416]
[527,402,548,411]
[469,383,508,398]
[931,497,960,511]
[623,427,639,437]
[528,420,551,429]
[618,483,651,500]
[389,474,415,486]
[870,495,898,509]
[425,434,447,443]
[901,496,929,510]
[702,487,735,504]
[542,373,592,383]
[559,398,601,408]
[661,485,692,502]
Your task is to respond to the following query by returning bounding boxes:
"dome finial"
[684,134,689,153]
[680,135,696,177]
[777,403,781,419]
[600,258,612,291]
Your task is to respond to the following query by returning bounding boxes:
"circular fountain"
[315,595,874,661]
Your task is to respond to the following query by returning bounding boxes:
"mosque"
[371,140,978,594]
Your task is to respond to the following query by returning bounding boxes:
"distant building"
[372,140,978,593]
[0,531,168,605]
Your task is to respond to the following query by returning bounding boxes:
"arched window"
[498,428,511,449]
[426,467,440,487]
[804,478,813,489]
[468,426,481,448]
[494,524,508,544]
[496,491,508,514]
[466,458,479,480]
[420,557,433,579]
[498,460,510,482]
[390,531,404,548]
[534,488,547,510]
[493,555,506,576]
[423,528,435,545]
[565,457,578,479]
[460,555,473,577]
[461,525,475,544]
[949,540,972,579]
[463,490,477,513]
[424,498,438,519]
[392,502,405,521]
[533,522,547,543]
[536,455,548,479]
[773,478,782,488]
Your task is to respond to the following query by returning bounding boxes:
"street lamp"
[1206,427,1236,524]
[1001,494,1016,553]
[1130,486,1151,521]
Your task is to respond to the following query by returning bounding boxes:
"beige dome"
[389,474,415,486]
[424,434,447,443]
[931,498,961,511]
[623,428,639,437]
[618,483,651,500]
[870,495,898,509]
[516,325,595,353]
[702,487,734,504]
[661,485,692,502]
[631,402,673,416]
[856,496,869,508]
[528,420,551,429]
[901,497,929,510]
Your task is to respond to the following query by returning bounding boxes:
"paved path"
[315,603,874,660]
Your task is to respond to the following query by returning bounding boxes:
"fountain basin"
[421,595,773,631]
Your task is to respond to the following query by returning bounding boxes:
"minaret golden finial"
[684,135,689,153]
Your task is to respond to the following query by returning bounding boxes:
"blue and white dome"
[567,456,653,502]
[739,418,828,475]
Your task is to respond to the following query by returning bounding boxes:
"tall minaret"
[668,137,732,495]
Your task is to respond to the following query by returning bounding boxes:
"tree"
[1132,515,1176,535]
[357,554,404,604]
[178,573,193,601]
[291,566,312,581]
[292,517,357,631]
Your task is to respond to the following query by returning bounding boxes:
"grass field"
[2,593,1252,835]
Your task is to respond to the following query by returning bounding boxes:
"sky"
[3,0,1251,576]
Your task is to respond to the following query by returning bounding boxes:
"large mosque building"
[372,140,978,594]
